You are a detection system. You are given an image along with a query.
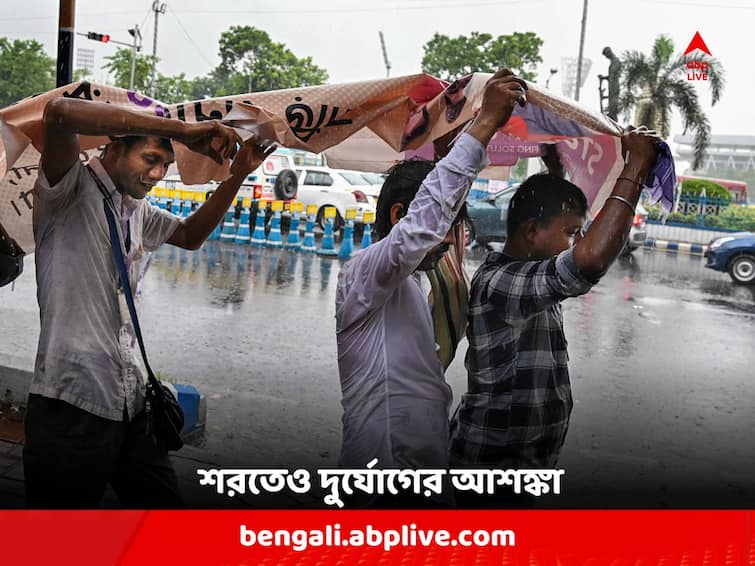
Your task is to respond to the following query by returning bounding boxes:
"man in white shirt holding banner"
[335,69,528,507]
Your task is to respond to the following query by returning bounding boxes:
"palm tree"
[617,35,725,170]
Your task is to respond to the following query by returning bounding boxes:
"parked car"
[465,186,518,245]
[295,166,376,230]
[360,172,386,205]
[587,202,649,255]
[466,186,648,255]
[160,149,299,202]
[335,169,381,206]
[624,203,649,253]
[704,232,755,284]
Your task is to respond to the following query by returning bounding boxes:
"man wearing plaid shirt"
[449,128,660,505]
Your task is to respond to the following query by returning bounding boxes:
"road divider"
[644,239,705,255]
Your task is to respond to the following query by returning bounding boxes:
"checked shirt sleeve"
[485,247,594,326]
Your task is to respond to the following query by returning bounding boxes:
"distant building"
[674,134,754,203]
[674,134,755,174]
[76,48,95,76]
[559,56,591,99]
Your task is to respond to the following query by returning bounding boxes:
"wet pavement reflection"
[147,242,340,304]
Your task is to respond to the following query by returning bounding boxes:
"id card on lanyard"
[87,165,137,363]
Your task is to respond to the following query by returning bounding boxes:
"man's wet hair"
[374,159,467,240]
[506,173,588,238]
[105,135,173,154]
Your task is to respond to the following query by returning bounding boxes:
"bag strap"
[86,165,161,398]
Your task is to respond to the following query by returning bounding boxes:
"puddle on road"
[149,242,344,306]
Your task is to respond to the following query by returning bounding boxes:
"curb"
[0,366,206,446]
[643,239,706,255]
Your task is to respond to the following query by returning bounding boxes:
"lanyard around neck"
[87,165,131,253]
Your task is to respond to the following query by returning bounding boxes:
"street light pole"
[56,0,76,87]
[150,1,167,96]
[574,0,589,101]
[245,52,255,94]
[128,25,142,91]
[379,31,391,78]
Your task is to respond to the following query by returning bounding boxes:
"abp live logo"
[685,31,712,81]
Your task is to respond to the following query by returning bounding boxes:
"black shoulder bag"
[88,166,184,451]
[0,223,24,288]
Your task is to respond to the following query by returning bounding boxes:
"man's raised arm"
[41,98,241,185]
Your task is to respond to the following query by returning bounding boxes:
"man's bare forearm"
[574,161,650,280]
[466,116,502,149]
[43,98,188,140]
[168,171,247,250]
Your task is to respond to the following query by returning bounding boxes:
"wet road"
[1,243,753,507]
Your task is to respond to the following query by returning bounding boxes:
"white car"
[160,150,299,202]
[296,166,377,230]
[335,169,382,206]
[359,172,386,205]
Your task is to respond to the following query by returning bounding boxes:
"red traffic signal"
[86,32,110,43]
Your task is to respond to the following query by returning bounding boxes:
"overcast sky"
[3,0,752,144]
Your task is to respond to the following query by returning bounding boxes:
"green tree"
[73,68,92,82]
[102,47,155,92]
[153,73,194,104]
[188,76,217,100]
[208,26,328,95]
[617,35,725,170]
[0,38,55,106]
[421,31,543,81]
[102,47,196,103]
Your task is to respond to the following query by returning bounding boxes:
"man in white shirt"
[25,97,269,508]
[335,69,528,506]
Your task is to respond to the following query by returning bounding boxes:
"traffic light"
[86,32,110,43]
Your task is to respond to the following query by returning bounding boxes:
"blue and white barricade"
[219,207,237,242]
[251,200,268,247]
[235,207,251,244]
[301,205,318,253]
[361,211,375,250]
[266,200,284,248]
[285,202,303,250]
[338,209,357,260]
[317,207,338,257]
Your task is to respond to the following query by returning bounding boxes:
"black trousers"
[23,394,183,509]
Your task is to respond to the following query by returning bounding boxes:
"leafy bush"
[703,215,723,228]
[649,205,755,230]
[680,179,732,203]
[717,206,755,231]
[665,212,699,225]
